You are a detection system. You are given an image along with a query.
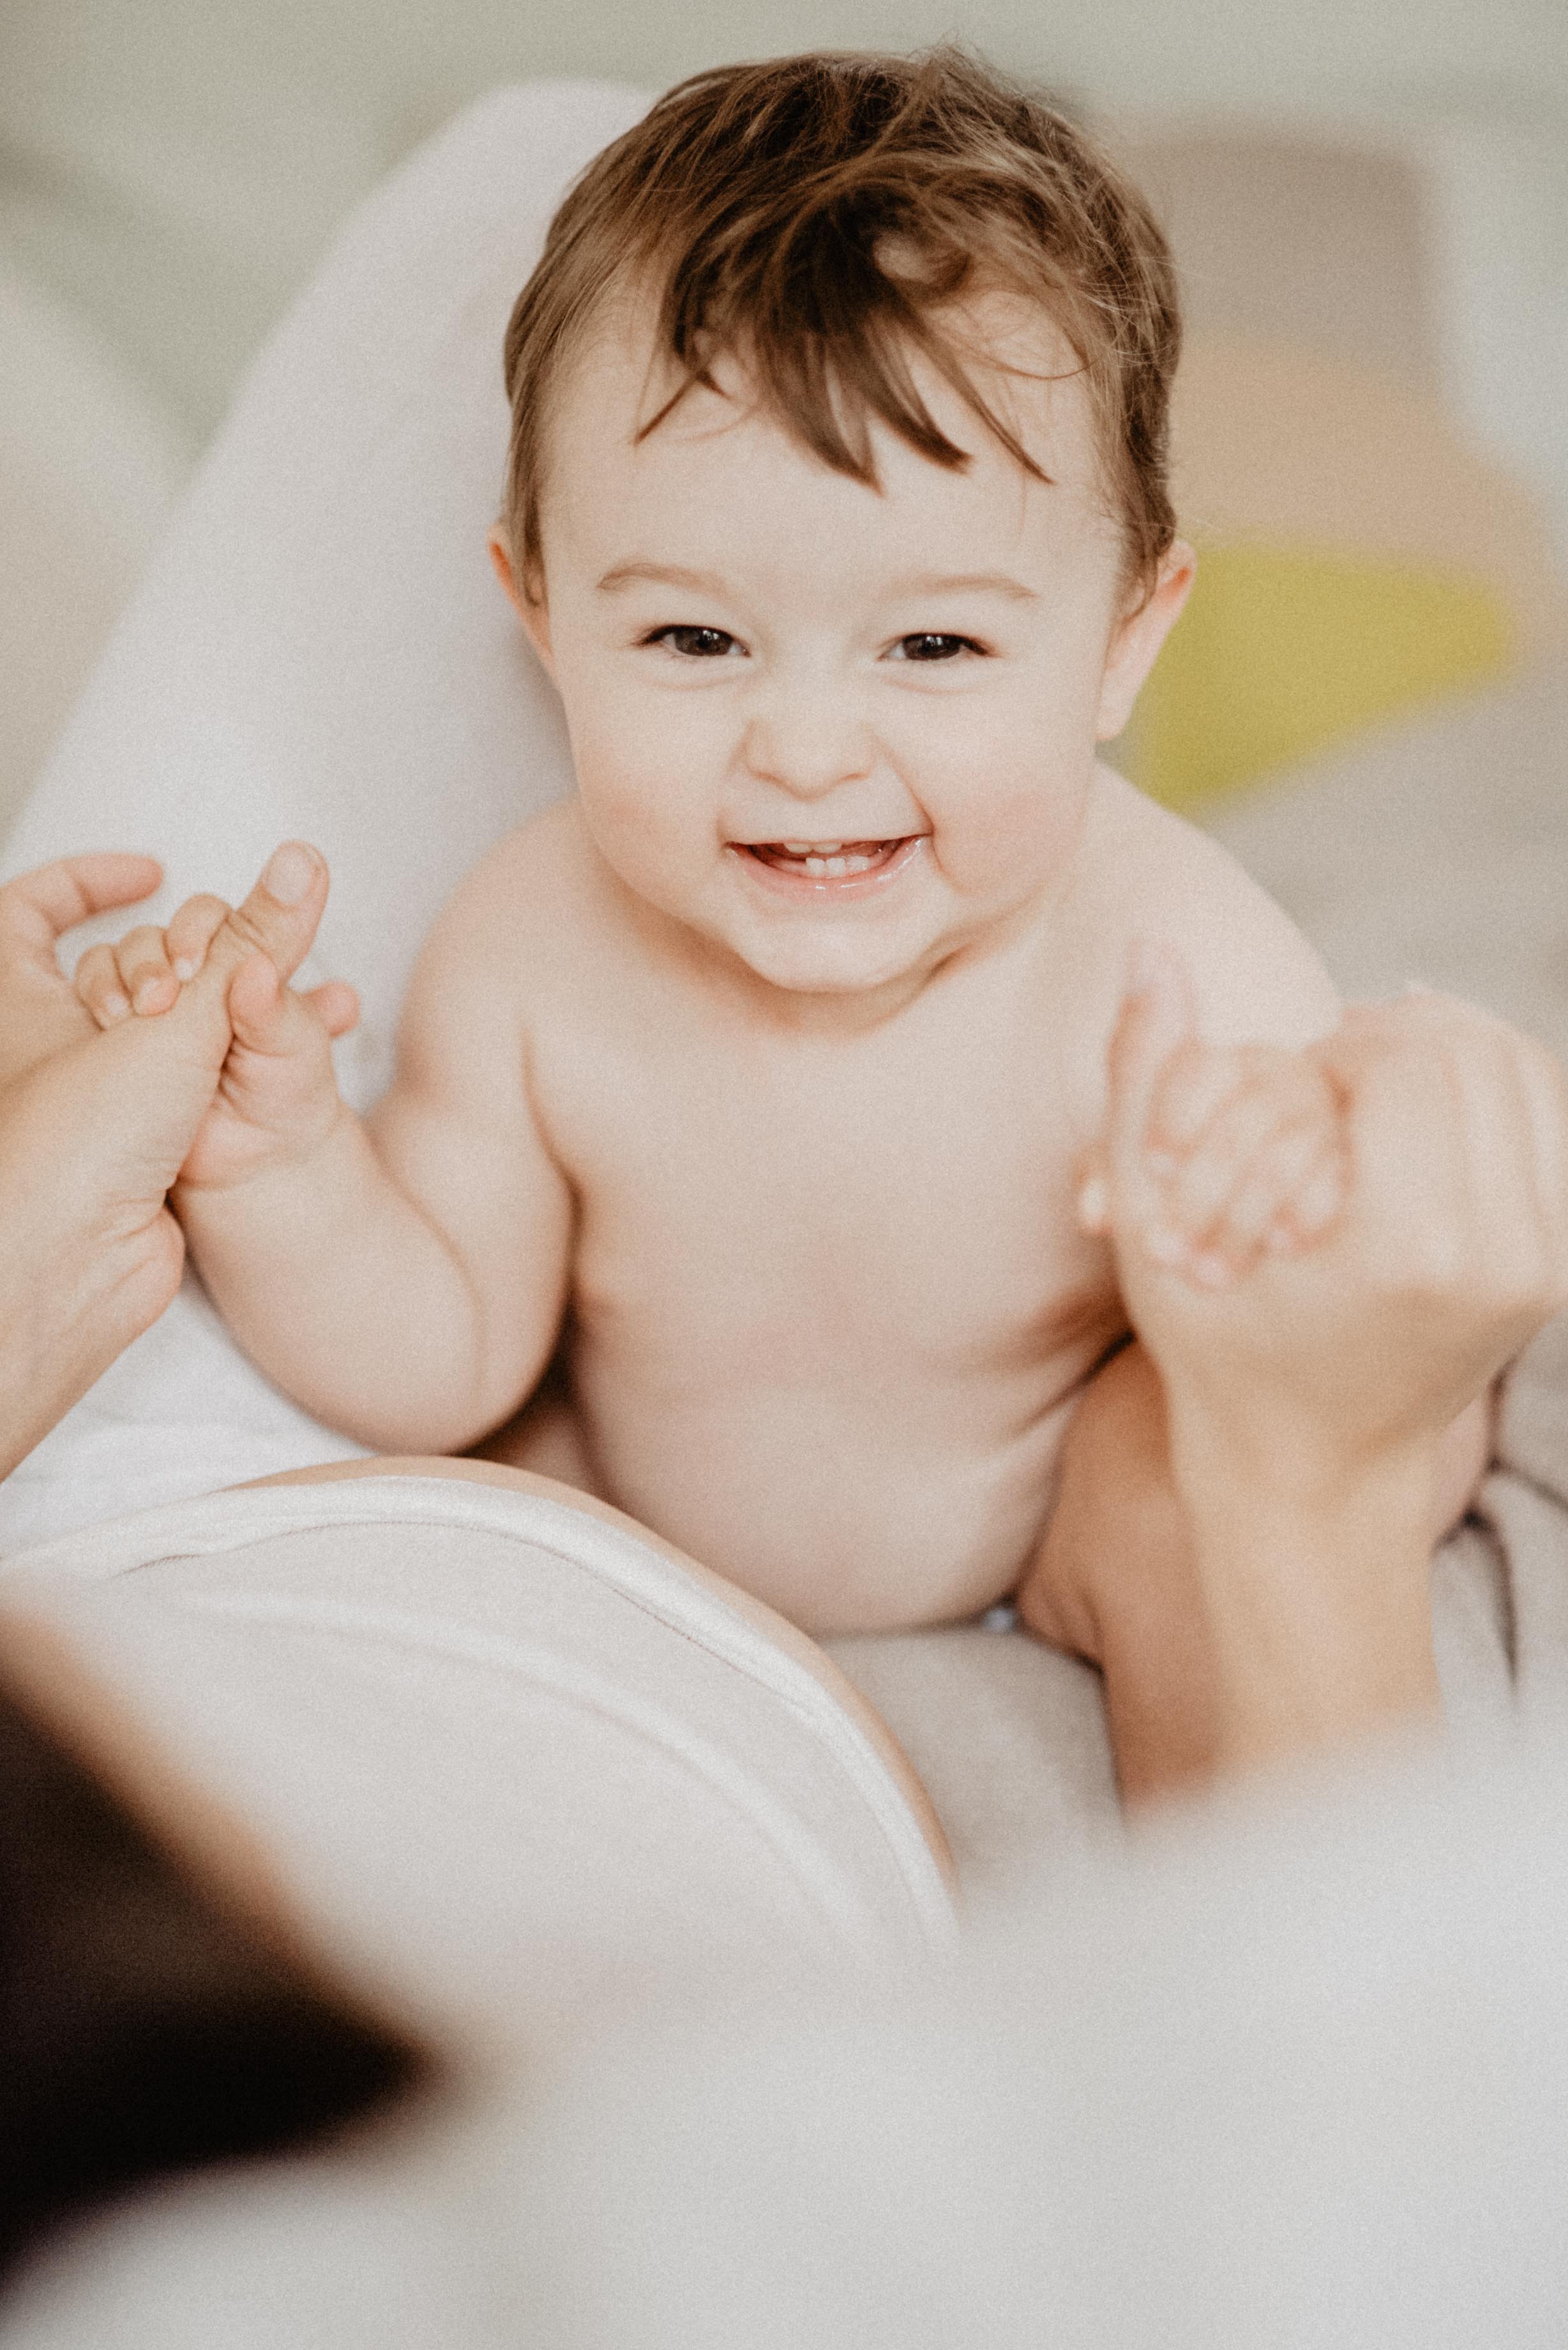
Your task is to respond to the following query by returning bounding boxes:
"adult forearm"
[1020,1346,1446,1808]
[1170,1431,1442,1780]
[175,1118,501,1453]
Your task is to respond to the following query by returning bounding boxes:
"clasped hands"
[0,844,352,1479]
[1082,946,1568,1516]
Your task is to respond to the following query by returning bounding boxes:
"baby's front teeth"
[804,847,879,875]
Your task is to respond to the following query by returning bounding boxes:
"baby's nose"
[740,697,875,798]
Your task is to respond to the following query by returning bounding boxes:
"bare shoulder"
[411,798,613,1001]
[434,799,591,943]
[1074,764,1340,1047]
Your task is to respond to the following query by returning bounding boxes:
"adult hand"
[0,853,163,1088]
[1096,953,1568,1510]
[0,845,349,1481]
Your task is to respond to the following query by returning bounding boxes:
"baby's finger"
[164,893,231,983]
[73,942,133,1027]
[1105,943,1198,1243]
[1216,1118,1344,1266]
[196,842,329,999]
[110,925,181,1017]
[1145,1042,1248,1167]
[1276,1148,1347,1248]
[1164,1070,1332,1247]
[304,979,359,1040]
[226,952,340,1070]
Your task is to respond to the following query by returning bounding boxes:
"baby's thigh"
[1015,1345,1186,1651]
[465,1358,605,1499]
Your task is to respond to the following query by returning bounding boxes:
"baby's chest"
[541,1023,1119,1384]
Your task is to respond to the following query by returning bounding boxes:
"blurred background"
[3,0,1566,838]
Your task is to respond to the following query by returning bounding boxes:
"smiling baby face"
[493,292,1191,1013]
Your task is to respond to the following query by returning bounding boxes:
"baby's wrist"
[173,1092,352,1204]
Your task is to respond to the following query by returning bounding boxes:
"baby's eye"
[645,625,744,658]
[886,632,984,662]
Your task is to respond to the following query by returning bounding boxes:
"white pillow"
[1,82,649,1549]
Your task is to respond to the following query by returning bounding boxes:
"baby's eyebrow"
[594,562,1040,602]
[885,571,1039,603]
[596,561,725,595]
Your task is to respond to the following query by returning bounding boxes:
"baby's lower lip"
[736,837,919,891]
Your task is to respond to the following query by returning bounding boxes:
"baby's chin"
[716,913,970,1014]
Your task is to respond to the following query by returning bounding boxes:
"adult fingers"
[1512,1035,1568,1299]
[0,854,163,978]
[1327,998,1551,1354]
[1442,1015,1567,1326]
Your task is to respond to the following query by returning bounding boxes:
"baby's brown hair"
[501,47,1180,602]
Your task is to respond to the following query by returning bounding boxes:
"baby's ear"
[1094,541,1196,744]
[486,528,526,616]
[486,529,555,675]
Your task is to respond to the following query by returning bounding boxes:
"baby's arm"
[82,847,571,1453]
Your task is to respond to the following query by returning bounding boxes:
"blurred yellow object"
[1123,541,1517,812]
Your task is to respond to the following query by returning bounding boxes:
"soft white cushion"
[0,82,648,1551]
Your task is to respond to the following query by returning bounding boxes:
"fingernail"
[172,956,197,982]
[133,979,164,1013]
[1144,1224,1187,1266]
[103,990,130,1022]
[1192,1250,1233,1288]
[262,843,315,906]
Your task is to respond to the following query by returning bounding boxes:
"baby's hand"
[73,842,359,1192]
[1088,945,1568,1498]
[1079,995,1347,1290]
[75,891,237,1024]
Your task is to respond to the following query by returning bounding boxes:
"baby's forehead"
[554,280,1106,508]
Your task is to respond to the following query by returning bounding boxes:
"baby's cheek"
[572,729,713,900]
[931,762,1085,895]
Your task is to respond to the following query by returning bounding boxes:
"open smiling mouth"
[740,837,917,880]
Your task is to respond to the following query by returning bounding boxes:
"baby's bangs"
[635,184,1099,496]
[502,48,1180,593]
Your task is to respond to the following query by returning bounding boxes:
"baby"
[77,50,1486,1701]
